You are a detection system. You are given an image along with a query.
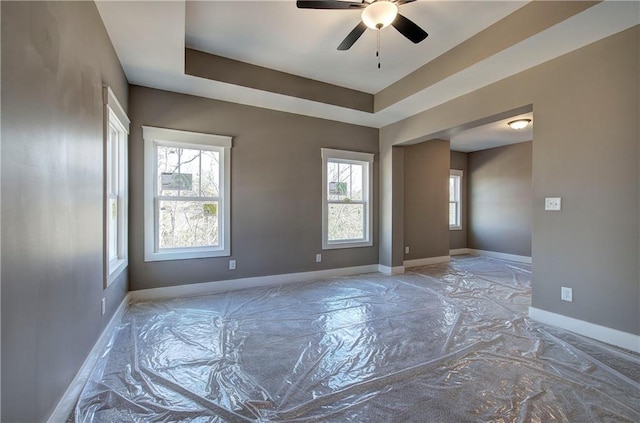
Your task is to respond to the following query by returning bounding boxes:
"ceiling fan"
[296,0,428,51]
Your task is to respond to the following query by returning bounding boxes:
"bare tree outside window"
[156,146,220,249]
[327,161,365,241]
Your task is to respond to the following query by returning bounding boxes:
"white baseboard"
[47,293,130,423]
[449,248,471,256]
[529,307,640,353]
[404,255,450,268]
[378,265,405,275]
[469,249,532,264]
[130,264,381,302]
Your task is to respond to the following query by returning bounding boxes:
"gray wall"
[129,86,379,290]
[378,146,404,269]
[403,140,450,260]
[1,2,129,421]
[468,142,532,256]
[450,151,468,250]
[380,26,639,335]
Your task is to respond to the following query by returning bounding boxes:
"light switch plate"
[229,259,236,270]
[545,197,561,211]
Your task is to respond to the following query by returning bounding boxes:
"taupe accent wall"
[450,151,468,250]
[1,2,129,421]
[468,142,532,257]
[403,140,450,260]
[380,26,639,335]
[185,49,374,113]
[129,86,378,291]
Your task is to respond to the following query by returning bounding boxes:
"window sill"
[106,258,128,287]
[144,248,230,262]
[322,240,373,250]
[449,226,463,231]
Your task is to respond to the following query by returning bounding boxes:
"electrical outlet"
[316,254,322,263]
[405,246,410,254]
[101,298,106,316]
[545,197,562,211]
[561,287,573,302]
[229,259,236,270]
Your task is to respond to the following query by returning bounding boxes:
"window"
[449,169,463,230]
[104,87,129,286]
[322,148,374,249]
[142,126,232,262]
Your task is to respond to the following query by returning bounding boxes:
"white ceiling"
[185,1,526,94]
[96,0,640,141]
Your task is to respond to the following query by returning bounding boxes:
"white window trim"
[104,87,130,287]
[142,126,232,262]
[450,169,463,231]
[321,148,374,250]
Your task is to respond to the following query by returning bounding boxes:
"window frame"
[321,148,374,250]
[142,126,232,262]
[449,169,463,230]
[103,87,130,287]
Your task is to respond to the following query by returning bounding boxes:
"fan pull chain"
[376,28,381,69]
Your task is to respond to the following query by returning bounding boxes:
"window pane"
[349,163,363,201]
[108,197,118,261]
[176,148,200,197]
[158,200,219,249]
[327,162,340,199]
[449,202,458,226]
[327,161,364,201]
[157,145,181,196]
[328,203,365,241]
[107,126,119,195]
[449,177,456,202]
[157,146,219,198]
[200,150,220,198]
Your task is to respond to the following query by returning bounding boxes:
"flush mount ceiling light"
[507,119,532,130]
[361,1,398,29]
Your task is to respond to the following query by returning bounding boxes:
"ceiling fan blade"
[391,13,428,44]
[394,0,417,5]
[337,21,367,50]
[296,1,365,10]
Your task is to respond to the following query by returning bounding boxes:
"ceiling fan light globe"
[361,1,398,30]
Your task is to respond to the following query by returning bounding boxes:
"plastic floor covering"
[76,256,640,422]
